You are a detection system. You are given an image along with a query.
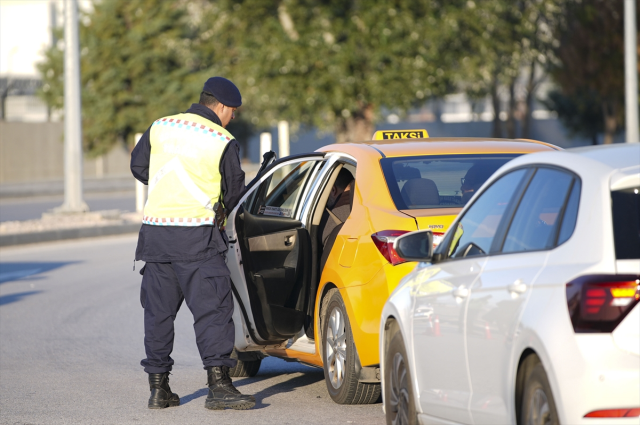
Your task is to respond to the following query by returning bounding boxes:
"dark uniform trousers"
[139,257,237,373]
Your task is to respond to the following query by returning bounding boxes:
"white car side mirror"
[394,230,433,262]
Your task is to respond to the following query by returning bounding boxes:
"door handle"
[508,279,527,295]
[284,235,294,246]
[452,286,469,299]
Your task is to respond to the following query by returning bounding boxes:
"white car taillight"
[566,275,640,333]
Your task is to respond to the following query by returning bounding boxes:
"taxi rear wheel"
[321,288,381,404]
[228,348,262,378]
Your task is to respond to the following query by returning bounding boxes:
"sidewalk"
[0,163,261,247]
[0,210,142,247]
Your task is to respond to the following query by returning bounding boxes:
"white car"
[379,143,640,425]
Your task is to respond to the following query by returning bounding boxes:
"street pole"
[625,0,639,143]
[278,120,290,158]
[57,0,88,212]
[260,132,272,157]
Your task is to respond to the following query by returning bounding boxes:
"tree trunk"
[491,75,502,138]
[335,104,374,144]
[506,79,517,139]
[522,61,536,139]
[602,101,618,145]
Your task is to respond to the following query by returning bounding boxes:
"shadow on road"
[180,371,324,409]
[0,290,44,306]
[0,261,78,284]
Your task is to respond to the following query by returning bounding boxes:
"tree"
[196,0,475,143]
[454,0,561,139]
[38,0,198,156]
[548,0,634,145]
[543,89,602,144]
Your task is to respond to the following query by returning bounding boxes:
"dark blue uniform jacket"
[130,104,246,266]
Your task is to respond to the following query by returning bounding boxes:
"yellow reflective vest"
[143,113,234,226]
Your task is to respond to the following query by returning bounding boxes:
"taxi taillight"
[432,232,445,248]
[371,230,410,265]
[566,275,640,333]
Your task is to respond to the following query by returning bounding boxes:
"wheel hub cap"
[325,306,346,389]
[389,352,410,425]
[527,387,551,425]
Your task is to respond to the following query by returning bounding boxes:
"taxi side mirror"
[394,230,433,262]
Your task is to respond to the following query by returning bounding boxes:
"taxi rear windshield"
[381,154,520,210]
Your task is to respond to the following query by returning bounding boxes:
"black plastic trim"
[228,278,264,345]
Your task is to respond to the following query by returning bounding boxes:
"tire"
[228,348,262,378]
[321,288,381,404]
[384,330,418,425]
[520,362,559,425]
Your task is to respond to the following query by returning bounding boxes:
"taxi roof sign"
[372,129,429,140]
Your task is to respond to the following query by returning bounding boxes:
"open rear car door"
[225,155,326,348]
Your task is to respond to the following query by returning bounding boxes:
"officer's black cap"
[202,77,242,107]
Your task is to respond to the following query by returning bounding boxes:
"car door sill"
[285,334,316,354]
[417,413,461,425]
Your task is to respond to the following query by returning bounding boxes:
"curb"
[0,177,135,199]
[0,223,141,247]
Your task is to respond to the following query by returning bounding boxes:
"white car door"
[412,257,486,424]
[466,167,579,424]
[413,167,530,424]
[225,154,326,351]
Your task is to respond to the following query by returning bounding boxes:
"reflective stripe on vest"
[143,113,234,226]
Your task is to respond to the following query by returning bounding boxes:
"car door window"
[502,168,574,253]
[249,161,317,218]
[557,180,581,245]
[447,168,528,258]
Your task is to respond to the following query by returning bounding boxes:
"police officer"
[130,76,255,411]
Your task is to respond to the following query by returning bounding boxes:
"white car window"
[557,180,581,245]
[447,168,528,258]
[611,185,640,259]
[502,168,575,253]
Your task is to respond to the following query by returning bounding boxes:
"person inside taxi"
[319,169,354,270]
[461,163,500,204]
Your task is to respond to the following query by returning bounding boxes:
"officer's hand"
[261,150,276,168]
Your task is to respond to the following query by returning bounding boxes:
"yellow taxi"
[224,130,560,404]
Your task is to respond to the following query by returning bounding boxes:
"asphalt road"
[0,192,136,222]
[0,235,385,425]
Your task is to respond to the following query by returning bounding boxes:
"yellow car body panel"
[266,138,559,367]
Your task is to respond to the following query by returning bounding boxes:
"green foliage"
[452,0,561,134]
[37,28,65,113]
[38,0,200,156]
[40,0,620,152]
[197,0,478,141]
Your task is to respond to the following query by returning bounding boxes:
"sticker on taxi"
[372,129,429,140]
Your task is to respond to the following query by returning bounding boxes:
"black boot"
[148,372,180,409]
[204,366,256,410]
